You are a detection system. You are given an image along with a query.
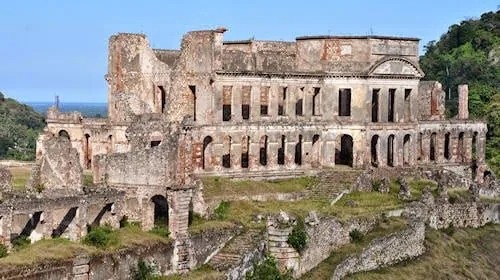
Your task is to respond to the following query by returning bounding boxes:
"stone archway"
[335,134,353,167]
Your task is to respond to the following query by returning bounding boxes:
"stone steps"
[309,168,363,200]
[208,228,263,272]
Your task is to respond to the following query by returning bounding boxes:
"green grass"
[346,224,500,280]
[0,225,172,266]
[0,238,96,265]
[408,179,438,198]
[201,176,316,200]
[300,217,408,280]
[190,190,404,230]
[8,167,31,190]
[83,172,93,186]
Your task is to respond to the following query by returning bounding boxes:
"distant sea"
[27,102,108,118]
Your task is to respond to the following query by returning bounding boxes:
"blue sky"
[0,0,497,103]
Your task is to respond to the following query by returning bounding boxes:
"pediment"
[369,57,423,77]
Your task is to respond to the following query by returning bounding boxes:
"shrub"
[246,255,292,280]
[349,229,364,243]
[214,200,230,220]
[0,243,8,258]
[12,235,31,249]
[448,195,458,204]
[83,225,118,248]
[372,179,382,192]
[130,259,157,280]
[443,225,456,236]
[149,225,170,238]
[287,220,308,253]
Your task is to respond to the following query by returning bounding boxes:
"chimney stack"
[458,84,469,119]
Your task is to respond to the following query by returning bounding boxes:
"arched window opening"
[222,136,231,168]
[108,135,114,153]
[151,195,168,227]
[58,130,70,140]
[458,132,465,163]
[259,135,268,166]
[241,136,250,168]
[202,136,213,170]
[387,134,395,167]
[430,132,437,161]
[371,135,379,167]
[444,132,451,160]
[403,134,411,166]
[294,135,303,165]
[278,135,286,165]
[335,134,353,167]
[418,132,423,161]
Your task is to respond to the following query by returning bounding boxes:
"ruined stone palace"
[42,27,487,177]
[0,28,491,275]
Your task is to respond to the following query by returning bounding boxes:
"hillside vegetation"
[0,92,45,161]
[419,10,500,174]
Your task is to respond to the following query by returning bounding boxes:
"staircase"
[208,228,264,272]
[309,167,363,200]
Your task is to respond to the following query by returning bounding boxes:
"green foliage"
[148,225,170,238]
[83,225,118,248]
[287,219,308,253]
[12,235,31,249]
[246,255,293,280]
[130,259,159,280]
[0,244,8,258]
[420,11,500,175]
[214,200,230,220]
[0,92,45,161]
[349,229,364,243]
[443,225,456,236]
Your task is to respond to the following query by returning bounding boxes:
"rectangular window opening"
[372,89,380,122]
[339,88,351,116]
[223,86,232,122]
[242,86,251,120]
[158,85,166,113]
[404,89,411,122]
[189,85,196,121]
[260,86,269,116]
[312,87,321,116]
[278,86,287,116]
[388,88,396,122]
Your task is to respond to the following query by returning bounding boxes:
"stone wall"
[266,213,377,277]
[0,166,12,191]
[0,227,237,280]
[332,221,425,280]
[427,202,500,229]
[27,136,83,193]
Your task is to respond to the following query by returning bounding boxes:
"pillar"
[458,84,469,119]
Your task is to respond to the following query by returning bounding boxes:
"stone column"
[464,134,473,163]
[285,141,295,168]
[268,141,279,169]
[232,86,242,122]
[231,142,241,171]
[458,84,469,120]
[421,134,430,164]
[303,86,313,120]
[249,142,260,171]
[269,85,278,118]
[250,86,260,120]
[302,141,312,168]
[477,133,486,164]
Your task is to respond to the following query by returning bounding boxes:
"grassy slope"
[303,224,500,280]
[0,226,171,266]
[201,176,316,199]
